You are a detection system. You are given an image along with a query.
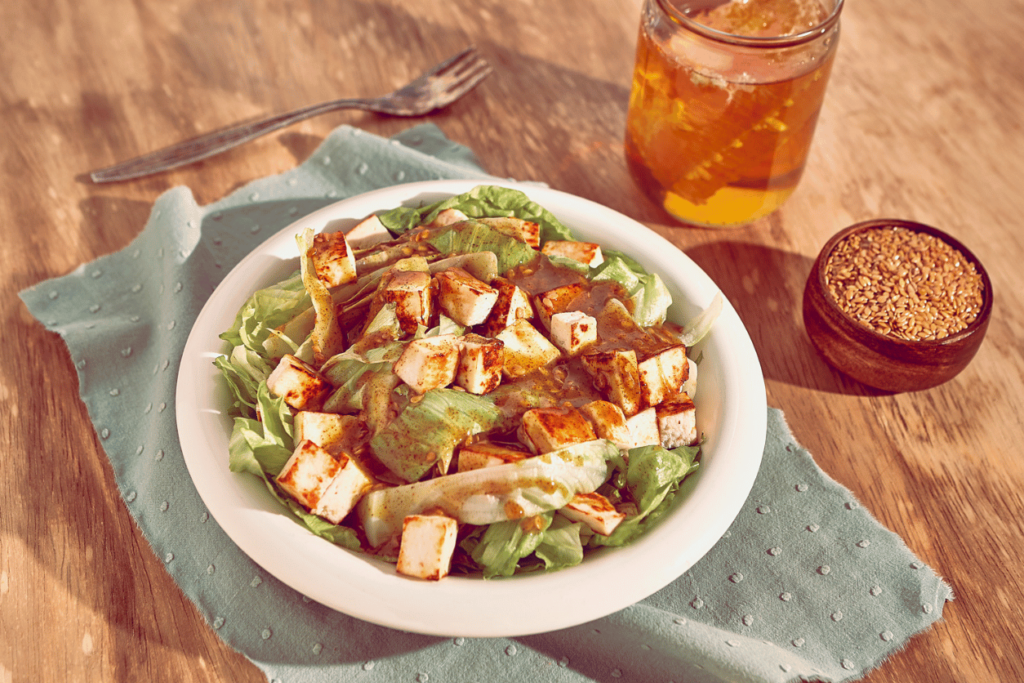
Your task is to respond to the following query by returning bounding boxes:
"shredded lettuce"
[368,388,505,483]
[680,292,724,347]
[214,345,272,419]
[297,228,346,364]
[357,439,616,547]
[220,270,312,362]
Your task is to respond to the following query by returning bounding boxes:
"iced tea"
[625,0,842,227]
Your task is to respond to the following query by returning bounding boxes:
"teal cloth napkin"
[20,124,952,683]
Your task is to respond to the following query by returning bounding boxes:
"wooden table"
[4,0,1023,680]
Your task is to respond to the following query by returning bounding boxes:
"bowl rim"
[812,218,993,349]
[175,178,768,638]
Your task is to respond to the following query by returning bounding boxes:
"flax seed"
[823,226,984,341]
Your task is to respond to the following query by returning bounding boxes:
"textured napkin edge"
[770,408,954,682]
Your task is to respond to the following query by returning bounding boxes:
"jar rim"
[656,0,844,48]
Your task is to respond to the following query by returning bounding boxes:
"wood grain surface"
[3,0,1023,681]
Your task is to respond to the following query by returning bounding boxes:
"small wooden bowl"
[802,219,993,393]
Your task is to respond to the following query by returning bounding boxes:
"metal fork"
[89,47,492,183]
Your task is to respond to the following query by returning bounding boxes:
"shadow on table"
[683,240,886,397]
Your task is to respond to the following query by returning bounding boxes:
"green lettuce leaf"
[533,515,586,571]
[227,382,295,478]
[377,184,574,242]
[225,384,361,549]
[591,251,672,327]
[588,444,700,548]
[469,513,553,578]
[425,221,537,275]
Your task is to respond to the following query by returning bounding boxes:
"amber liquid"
[625,0,838,227]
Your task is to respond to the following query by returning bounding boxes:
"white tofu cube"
[541,240,604,268]
[396,515,459,580]
[275,439,343,510]
[294,412,364,454]
[435,267,499,327]
[345,214,392,249]
[656,394,698,448]
[581,349,641,417]
[426,208,470,228]
[517,406,597,454]
[481,276,534,335]
[578,400,633,450]
[310,231,357,287]
[383,269,434,334]
[455,333,504,395]
[533,283,586,331]
[638,344,689,407]
[314,452,377,524]
[457,442,529,472]
[477,217,541,248]
[266,354,332,410]
[393,334,462,394]
[625,407,660,448]
[495,319,562,379]
[550,311,597,357]
[558,492,625,535]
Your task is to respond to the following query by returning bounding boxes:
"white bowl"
[176,179,766,637]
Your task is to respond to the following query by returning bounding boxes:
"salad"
[215,185,721,581]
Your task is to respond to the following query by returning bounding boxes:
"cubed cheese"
[396,515,459,581]
[435,267,499,327]
[480,276,534,335]
[656,394,698,448]
[558,492,625,535]
[294,412,365,455]
[383,269,434,334]
[495,319,562,379]
[310,231,358,287]
[455,333,504,395]
[581,349,641,417]
[313,451,378,524]
[638,344,688,407]
[275,439,343,510]
[393,334,462,394]
[578,400,633,450]
[517,406,597,454]
[266,354,332,410]
[625,407,660,448]
[345,214,392,249]
[533,283,585,331]
[541,240,604,268]
[550,310,597,357]
[457,441,530,472]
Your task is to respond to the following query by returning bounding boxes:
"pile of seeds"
[823,226,985,341]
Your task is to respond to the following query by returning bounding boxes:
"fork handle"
[89,98,375,183]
